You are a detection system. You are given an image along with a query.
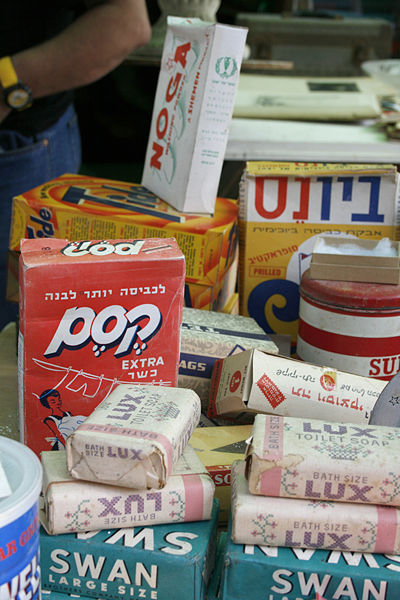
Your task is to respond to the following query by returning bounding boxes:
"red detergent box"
[18,238,185,457]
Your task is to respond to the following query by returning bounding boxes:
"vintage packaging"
[184,245,238,311]
[65,384,200,488]
[189,424,252,523]
[238,161,400,345]
[179,308,278,411]
[309,235,400,284]
[231,460,400,553]
[19,238,185,458]
[208,349,386,423]
[40,499,219,600]
[142,16,247,214]
[298,269,400,381]
[42,445,214,534]
[10,174,238,288]
[220,520,400,600]
[246,413,400,506]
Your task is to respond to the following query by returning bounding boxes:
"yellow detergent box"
[10,174,238,287]
[189,425,252,523]
[185,247,238,311]
[239,161,400,345]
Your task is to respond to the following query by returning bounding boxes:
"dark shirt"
[0,0,85,135]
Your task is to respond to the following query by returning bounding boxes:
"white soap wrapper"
[246,413,400,506]
[41,446,214,534]
[231,461,400,554]
[66,384,201,488]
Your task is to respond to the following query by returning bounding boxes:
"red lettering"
[293,177,310,220]
[369,358,381,377]
[174,42,191,68]
[166,73,182,102]
[255,177,287,219]
[150,142,164,170]
[156,108,168,140]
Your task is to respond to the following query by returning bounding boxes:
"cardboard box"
[208,349,386,423]
[309,235,400,284]
[19,238,185,457]
[189,424,252,523]
[42,445,214,534]
[246,413,400,506]
[179,308,278,411]
[238,161,400,345]
[219,519,400,600]
[231,460,400,553]
[142,16,247,214]
[221,293,239,315]
[65,384,200,488]
[10,174,238,287]
[184,245,238,311]
[40,500,219,600]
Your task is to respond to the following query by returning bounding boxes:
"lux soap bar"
[246,413,400,506]
[41,445,214,534]
[40,500,219,600]
[220,519,400,600]
[231,461,400,554]
[66,384,201,488]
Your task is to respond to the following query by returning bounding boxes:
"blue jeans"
[0,104,82,330]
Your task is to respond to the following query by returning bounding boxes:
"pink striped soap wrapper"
[41,445,214,534]
[246,413,400,507]
[66,384,201,489]
[232,460,400,554]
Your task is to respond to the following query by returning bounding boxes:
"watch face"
[5,83,32,110]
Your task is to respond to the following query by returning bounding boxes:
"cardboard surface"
[179,308,278,411]
[40,500,219,600]
[238,161,399,345]
[189,424,252,523]
[10,174,238,287]
[309,235,400,284]
[19,238,185,457]
[208,349,386,423]
[142,17,247,213]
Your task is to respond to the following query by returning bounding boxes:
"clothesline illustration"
[31,358,172,399]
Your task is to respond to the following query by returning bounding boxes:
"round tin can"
[297,269,400,380]
[0,437,42,599]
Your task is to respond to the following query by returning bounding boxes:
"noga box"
[10,174,238,287]
[142,16,247,214]
[19,238,185,457]
[220,520,400,600]
[40,500,219,600]
[239,161,399,344]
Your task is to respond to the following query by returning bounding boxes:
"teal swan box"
[219,519,400,600]
[40,500,219,600]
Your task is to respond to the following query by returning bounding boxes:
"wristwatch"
[0,56,32,111]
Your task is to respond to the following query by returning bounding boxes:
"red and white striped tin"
[297,269,400,381]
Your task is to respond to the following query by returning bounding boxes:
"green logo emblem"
[215,57,238,79]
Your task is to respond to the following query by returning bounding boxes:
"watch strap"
[0,57,18,89]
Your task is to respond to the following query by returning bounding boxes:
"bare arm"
[0,0,151,122]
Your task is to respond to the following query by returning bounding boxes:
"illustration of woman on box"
[40,388,86,450]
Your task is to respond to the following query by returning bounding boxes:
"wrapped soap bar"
[66,384,201,488]
[231,461,400,554]
[42,445,214,534]
[246,413,400,506]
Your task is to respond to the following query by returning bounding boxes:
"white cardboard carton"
[208,349,386,423]
[142,16,247,214]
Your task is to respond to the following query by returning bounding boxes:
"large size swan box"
[18,237,185,457]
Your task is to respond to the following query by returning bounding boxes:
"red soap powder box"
[18,238,185,457]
